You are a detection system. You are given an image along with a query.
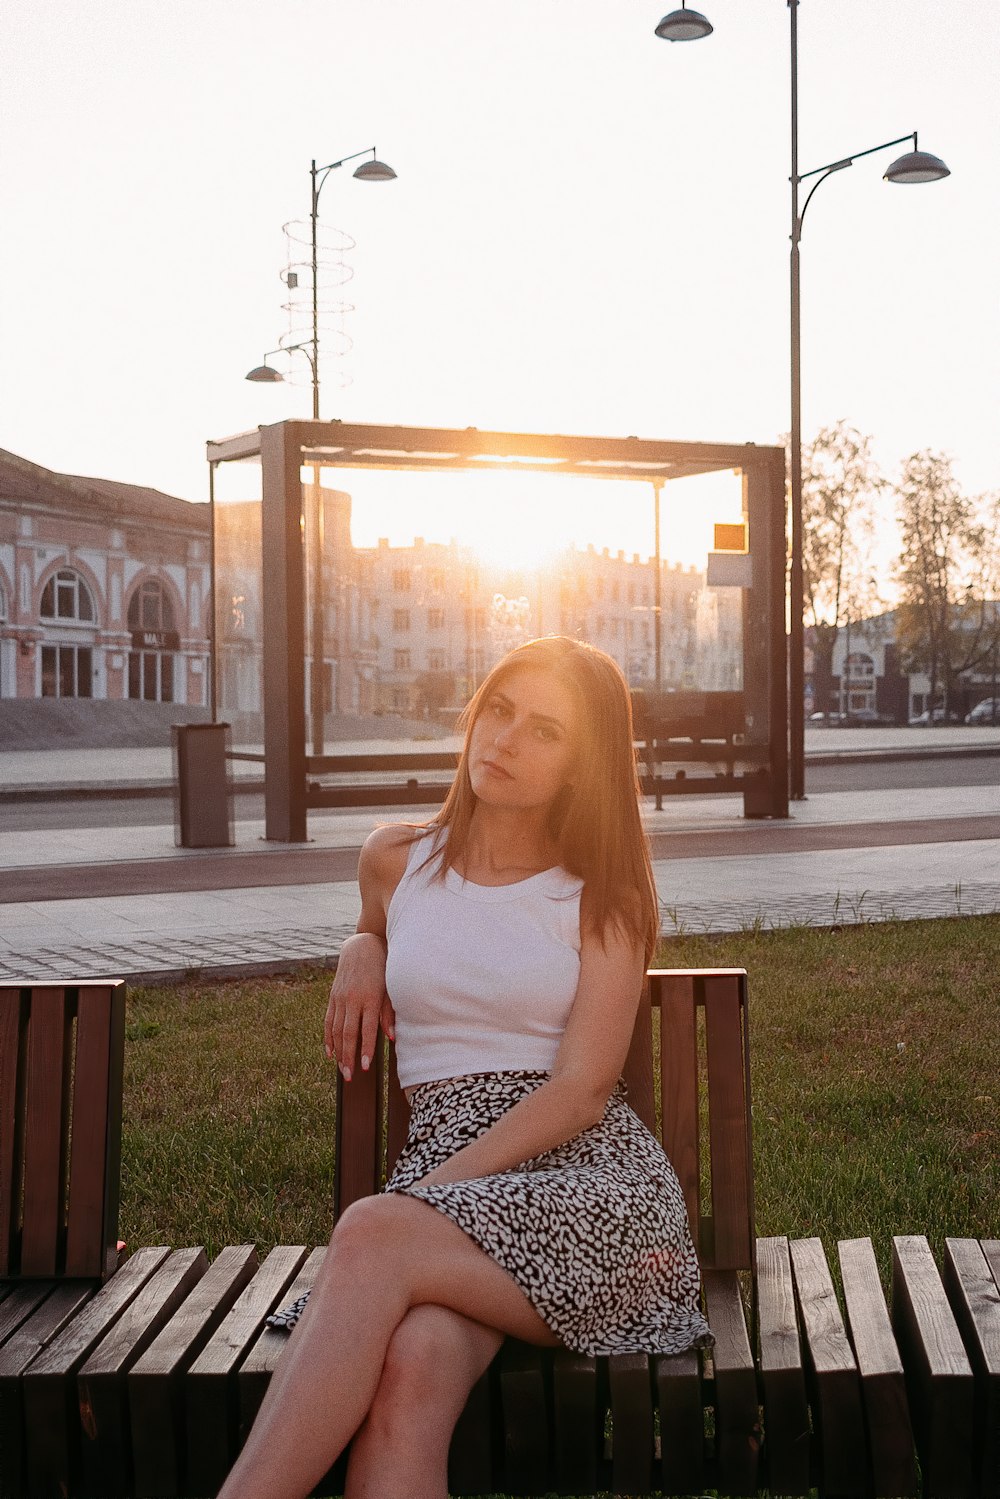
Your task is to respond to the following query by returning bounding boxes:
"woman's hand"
[324,932,394,1081]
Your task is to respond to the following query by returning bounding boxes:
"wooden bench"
[2,975,998,1498]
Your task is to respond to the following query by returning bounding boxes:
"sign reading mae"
[130,629,180,651]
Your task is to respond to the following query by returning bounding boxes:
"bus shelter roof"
[206,420,782,484]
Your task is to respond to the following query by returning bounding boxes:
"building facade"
[2,453,744,725]
[0,450,211,705]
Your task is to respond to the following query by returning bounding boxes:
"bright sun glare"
[325,467,745,576]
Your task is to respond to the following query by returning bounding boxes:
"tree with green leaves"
[800,422,885,718]
[895,452,1000,714]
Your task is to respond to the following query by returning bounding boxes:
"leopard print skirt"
[267,1070,713,1357]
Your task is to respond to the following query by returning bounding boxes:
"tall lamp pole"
[655,2,949,802]
[246,147,396,755]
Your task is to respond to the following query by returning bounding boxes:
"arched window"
[126,578,177,702]
[41,569,95,622]
[127,578,175,633]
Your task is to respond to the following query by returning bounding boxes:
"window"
[392,569,411,592]
[41,569,94,622]
[128,651,174,702]
[394,649,411,670]
[429,569,446,593]
[126,580,177,702]
[611,580,620,601]
[428,649,446,670]
[128,578,175,633]
[846,652,875,682]
[41,645,92,698]
[393,609,411,632]
[428,608,445,630]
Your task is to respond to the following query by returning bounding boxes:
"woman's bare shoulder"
[359,822,428,886]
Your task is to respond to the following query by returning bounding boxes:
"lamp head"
[245,364,284,384]
[884,148,950,184]
[655,3,713,41]
[353,157,397,181]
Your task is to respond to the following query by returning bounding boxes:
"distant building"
[2,453,744,721]
[0,449,210,704]
[810,606,1000,722]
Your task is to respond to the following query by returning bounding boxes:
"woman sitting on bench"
[219,635,712,1499]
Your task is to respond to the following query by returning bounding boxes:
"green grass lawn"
[121,913,1000,1276]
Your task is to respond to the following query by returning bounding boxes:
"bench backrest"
[335,967,754,1274]
[0,981,125,1280]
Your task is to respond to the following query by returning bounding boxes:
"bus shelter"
[206,419,787,841]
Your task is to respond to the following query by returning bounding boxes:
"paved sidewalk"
[1,780,995,985]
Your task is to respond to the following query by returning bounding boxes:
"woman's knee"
[328,1194,407,1262]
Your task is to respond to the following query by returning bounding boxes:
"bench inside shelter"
[2,974,999,1498]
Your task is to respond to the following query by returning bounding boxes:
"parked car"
[909,707,963,725]
[966,698,1000,725]
[841,708,895,726]
[808,708,892,726]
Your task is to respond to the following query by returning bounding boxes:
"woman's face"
[467,664,579,816]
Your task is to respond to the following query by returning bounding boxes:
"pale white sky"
[2,1,996,570]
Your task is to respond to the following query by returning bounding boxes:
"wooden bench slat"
[702,1267,759,1495]
[551,1348,599,1494]
[66,983,125,1279]
[704,975,752,1269]
[981,1238,1000,1293]
[942,1237,1000,1499]
[20,987,72,1277]
[892,1234,975,1499]
[129,1244,259,1499]
[622,988,656,1132]
[77,1247,207,1499]
[20,1247,169,1499]
[185,1245,308,1497]
[0,1280,96,1499]
[756,1235,810,1496]
[335,1055,382,1218]
[838,1236,917,1499]
[789,1236,867,1498]
[0,1280,53,1347]
[448,1363,496,1496]
[498,1337,549,1494]
[656,1348,704,1495]
[385,1042,410,1174]
[609,1351,655,1495]
[655,1348,704,1495]
[657,974,701,1249]
[0,990,24,1277]
[238,1246,327,1439]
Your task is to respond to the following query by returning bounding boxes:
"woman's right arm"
[323,825,412,1081]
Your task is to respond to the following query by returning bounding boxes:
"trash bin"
[173,722,234,848]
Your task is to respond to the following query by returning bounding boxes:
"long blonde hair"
[428,636,659,962]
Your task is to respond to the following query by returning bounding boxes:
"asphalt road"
[3,752,996,833]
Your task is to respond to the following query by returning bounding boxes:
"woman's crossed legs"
[217,1192,559,1499]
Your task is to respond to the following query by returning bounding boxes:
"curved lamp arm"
[794,131,942,243]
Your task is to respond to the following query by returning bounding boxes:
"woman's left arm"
[414,920,646,1188]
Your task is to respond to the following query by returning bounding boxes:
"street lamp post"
[246,148,396,755]
[655,2,949,802]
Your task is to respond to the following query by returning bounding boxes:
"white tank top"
[385,830,584,1089]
